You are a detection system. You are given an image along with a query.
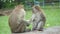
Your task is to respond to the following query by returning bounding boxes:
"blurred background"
[0,0,60,34]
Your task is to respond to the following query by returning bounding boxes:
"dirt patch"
[0,9,13,16]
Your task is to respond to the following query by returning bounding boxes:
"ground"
[12,26,60,34]
[0,6,60,34]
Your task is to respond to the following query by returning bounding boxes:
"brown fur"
[8,5,28,33]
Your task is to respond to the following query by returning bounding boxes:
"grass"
[0,6,60,34]
[44,8,60,27]
[0,16,11,34]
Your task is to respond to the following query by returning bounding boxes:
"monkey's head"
[16,4,24,9]
[32,5,42,13]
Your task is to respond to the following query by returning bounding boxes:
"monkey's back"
[9,9,26,33]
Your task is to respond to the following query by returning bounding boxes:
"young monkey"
[30,5,46,31]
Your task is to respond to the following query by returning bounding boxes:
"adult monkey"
[30,5,46,31]
[8,5,29,33]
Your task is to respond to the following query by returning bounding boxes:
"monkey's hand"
[23,19,30,26]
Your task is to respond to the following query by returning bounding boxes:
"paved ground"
[12,26,60,34]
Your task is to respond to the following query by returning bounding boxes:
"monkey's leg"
[16,20,30,32]
[31,22,38,31]
[13,20,26,33]
[36,21,45,31]
[14,24,25,33]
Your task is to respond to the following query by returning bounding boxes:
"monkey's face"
[32,5,42,14]
[32,6,39,13]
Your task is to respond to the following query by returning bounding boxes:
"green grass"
[0,7,60,34]
[0,16,11,34]
[44,8,60,27]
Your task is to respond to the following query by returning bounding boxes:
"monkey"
[8,5,29,33]
[29,5,46,31]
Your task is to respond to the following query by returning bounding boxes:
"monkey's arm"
[23,19,30,26]
[29,14,36,23]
